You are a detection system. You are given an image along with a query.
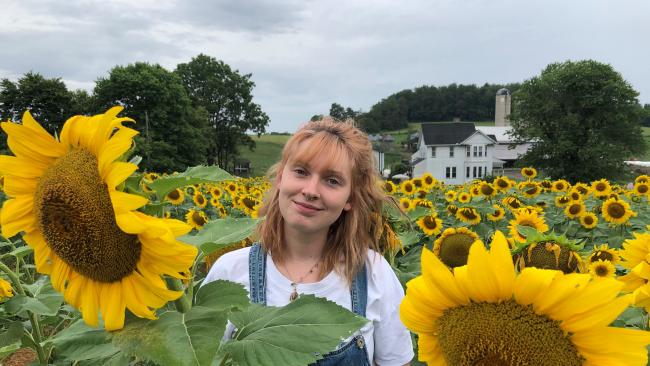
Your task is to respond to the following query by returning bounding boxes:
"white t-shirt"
[204,246,414,366]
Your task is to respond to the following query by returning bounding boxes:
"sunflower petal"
[104,162,138,188]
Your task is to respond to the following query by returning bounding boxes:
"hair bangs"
[287,131,352,175]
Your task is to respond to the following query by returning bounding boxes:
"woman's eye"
[327,178,340,186]
[294,168,306,175]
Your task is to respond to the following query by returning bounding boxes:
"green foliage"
[0,72,75,153]
[329,103,360,121]
[147,165,233,198]
[175,54,269,170]
[509,60,647,182]
[223,295,368,366]
[93,62,209,172]
[392,162,408,175]
[357,83,519,133]
[180,217,261,255]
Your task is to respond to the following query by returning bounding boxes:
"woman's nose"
[302,176,320,200]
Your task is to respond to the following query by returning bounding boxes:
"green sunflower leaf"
[47,320,122,362]
[147,165,234,198]
[222,294,368,366]
[112,280,248,366]
[0,322,23,359]
[179,217,260,255]
[4,281,63,317]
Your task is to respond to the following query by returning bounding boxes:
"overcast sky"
[1,0,648,132]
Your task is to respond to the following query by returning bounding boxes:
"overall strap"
[349,263,368,317]
[248,243,267,305]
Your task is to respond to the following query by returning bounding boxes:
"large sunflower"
[400,231,650,366]
[0,108,197,330]
[601,197,636,225]
[579,212,598,229]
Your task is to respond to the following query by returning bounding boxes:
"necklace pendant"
[289,288,298,302]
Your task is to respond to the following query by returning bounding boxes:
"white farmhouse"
[411,122,497,184]
[475,126,531,167]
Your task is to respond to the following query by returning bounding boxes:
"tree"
[94,62,208,172]
[175,54,269,170]
[0,72,74,133]
[641,104,650,127]
[508,60,646,182]
[329,103,346,121]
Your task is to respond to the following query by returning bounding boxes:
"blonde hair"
[257,117,387,284]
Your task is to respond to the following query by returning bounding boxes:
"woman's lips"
[293,201,323,214]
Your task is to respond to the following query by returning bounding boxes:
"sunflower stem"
[166,277,192,313]
[187,252,205,303]
[0,261,48,364]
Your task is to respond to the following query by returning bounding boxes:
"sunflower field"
[1,108,650,365]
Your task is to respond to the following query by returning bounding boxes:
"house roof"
[421,122,477,145]
[475,126,514,143]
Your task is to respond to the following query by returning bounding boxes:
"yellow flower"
[554,195,571,208]
[564,201,585,219]
[416,214,443,236]
[591,178,612,198]
[588,244,620,265]
[399,197,414,212]
[421,173,437,190]
[487,204,506,221]
[619,233,650,307]
[633,182,649,196]
[478,182,496,197]
[433,227,480,268]
[383,180,396,194]
[508,209,549,243]
[444,190,457,202]
[502,196,523,211]
[493,176,512,191]
[193,191,208,208]
[455,207,481,225]
[165,188,185,205]
[521,166,537,179]
[635,174,650,184]
[210,185,223,199]
[0,278,13,300]
[400,180,416,196]
[186,209,208,229]
[400,231,650,366]
[579,212,598,229]
[601,197,635,225]
[518,181,541,198]
[0,108,197,330]
[589,259,616,279]
[551,179,570,192]
[457,191,472,204]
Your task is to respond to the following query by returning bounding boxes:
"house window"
[478,146,483,157]
[466,166,470,178]
[452,167,457,178]
[473,166,477,178]
[473,146,478,157]
[478,166,483,177]
[431,147,436,158]
[466,146,470,157]
[449,147,454,158]
[485,166,488,176]
[445,167,450,178]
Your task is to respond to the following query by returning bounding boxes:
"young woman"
[205,118,413,365]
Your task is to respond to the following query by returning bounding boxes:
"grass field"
[237,134,290,177]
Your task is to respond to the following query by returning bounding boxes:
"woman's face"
[277,151,353,237]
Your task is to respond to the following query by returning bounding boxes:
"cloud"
[1,0,649,132]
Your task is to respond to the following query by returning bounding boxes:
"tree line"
[0,54,269,173]
[327,83,522,133]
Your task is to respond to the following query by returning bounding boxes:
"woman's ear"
[343,201,352,211]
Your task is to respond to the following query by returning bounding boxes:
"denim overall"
[249,243,371,366]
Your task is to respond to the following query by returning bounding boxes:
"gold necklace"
[281,259,321,302]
